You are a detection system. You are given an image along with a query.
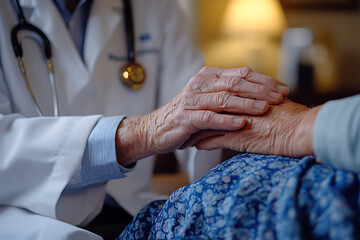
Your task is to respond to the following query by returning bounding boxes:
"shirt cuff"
[66,116,135,192]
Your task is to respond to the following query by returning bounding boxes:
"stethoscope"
[10,0,146,117]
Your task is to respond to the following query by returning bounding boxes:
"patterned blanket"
[117,153,360,240]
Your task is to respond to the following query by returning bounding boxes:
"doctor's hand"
[189,98,321,158]
[115,67,289,167]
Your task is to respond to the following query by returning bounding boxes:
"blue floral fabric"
[117,153,360,240]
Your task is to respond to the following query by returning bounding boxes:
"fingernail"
[269,91,282,100]
[277,85,289,95]
[254,101,267,111]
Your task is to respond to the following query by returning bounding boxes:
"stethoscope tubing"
[10,0,145,116]
[122,0,136,63]
[11,22,52,59]
[11,0,57,116]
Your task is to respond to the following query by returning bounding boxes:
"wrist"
[115,116,154,167]
[292,105,321,157]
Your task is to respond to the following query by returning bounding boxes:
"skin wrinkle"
[268,123,278,154]
[114,67,289,167]
[151,100,183,152]
[116,117,149,166]
[237,67,252,79]
[286,114,303,156]
[188,75,205,92]
[226,76,242,92]
[269,103,305,157]
[216,91,232,110]
[233,78,250,94]
[194,98,317,159]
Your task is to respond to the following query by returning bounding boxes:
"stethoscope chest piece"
[120,62,146,90]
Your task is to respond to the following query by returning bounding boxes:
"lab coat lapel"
[24,0,91,106]
[84,0,122,74]
[26,0,87,74]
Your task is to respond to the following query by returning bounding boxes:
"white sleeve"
[0,113,102,219]
[313,95,360,173]
[158,1,222,183]
[0,206,102,240]
[0,63,105,223]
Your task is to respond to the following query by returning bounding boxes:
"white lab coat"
[0,0,221,239]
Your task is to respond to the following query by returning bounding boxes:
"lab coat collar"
[83,0,123,74]
[18,0,122,75]
[23,0,87,74]
[21,0,91,105]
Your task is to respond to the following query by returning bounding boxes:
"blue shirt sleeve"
[65,116,135,192]
[313,94,360,173]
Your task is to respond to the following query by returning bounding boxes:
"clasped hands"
[116,66,318,167]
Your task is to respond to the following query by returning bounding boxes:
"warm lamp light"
[222,0,287,38]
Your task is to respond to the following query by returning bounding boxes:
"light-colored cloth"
[0,0,216,239]
[65,116,133,192]
[53,0,93,57]
[314,94,360,173]
[52,0,132,192]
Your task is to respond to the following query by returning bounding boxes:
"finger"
[243,71,289,96]
[214,67,289,96]
[197,66,223,76]
[195,77,283,104]
[179,130,226,149]
[197,66,251,78]
[185,92,270,115]
[186,110,246,131]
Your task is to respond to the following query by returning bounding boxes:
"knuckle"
[216,91,232,108]
[198,66,216,75]
[188,75,203,90]
[188,75,200,85]
[264,76,277,87]
[193,95,203,107]
[181,91,192,101]
[239,67,253,78]
[200,66,211,72]
[200,111,215,123]
[226,76,240,90]
[254,84,266,95]
[183,92,200,107]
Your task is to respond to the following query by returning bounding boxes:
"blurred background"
[152,0,360,199]
[87,2,360,237]
[178,0,360,105]
[152,0,360,195]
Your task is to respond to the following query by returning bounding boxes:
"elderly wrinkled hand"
[116,67,289,166]
[191,98,321,158]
